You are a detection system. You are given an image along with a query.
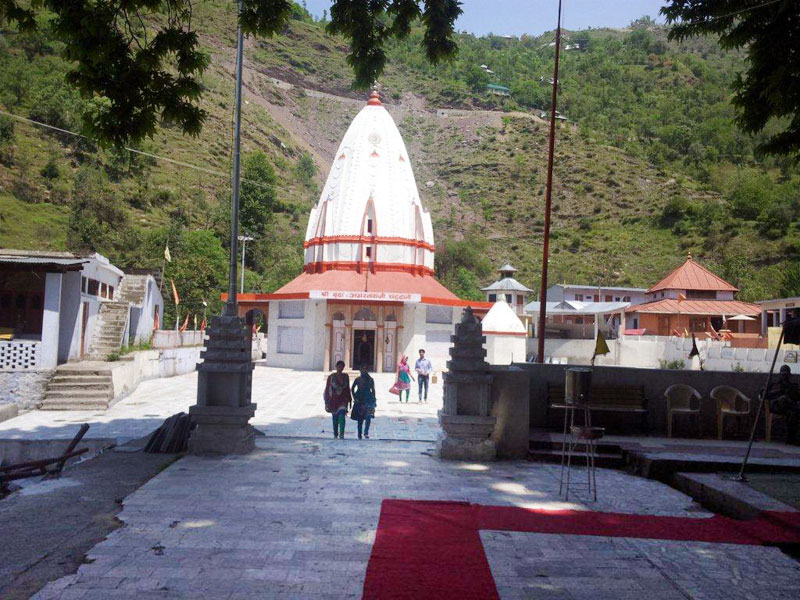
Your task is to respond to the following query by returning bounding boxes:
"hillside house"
[626,254,761,340]
[0,250,162,370]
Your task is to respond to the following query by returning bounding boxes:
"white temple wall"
[266,299,327,370]
[485,334,526,365]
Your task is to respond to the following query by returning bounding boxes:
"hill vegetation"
[1,3,798,323]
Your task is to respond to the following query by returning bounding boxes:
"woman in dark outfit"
[324,360,351,439]
[351,364,377,439]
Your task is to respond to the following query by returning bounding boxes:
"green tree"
[780,259,800,298]
[66,166,127,253]
[295,151,316,184]
[163,230,228,327]
[435,236,493,300]
[662,0,800,159]
[1,0,462,145]
[240,151,279,235]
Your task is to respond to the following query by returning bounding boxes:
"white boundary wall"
[527,335,799,374]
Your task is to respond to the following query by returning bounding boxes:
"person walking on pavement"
[395,355,414,403]
[351,364,377,439]
[324,360,351,439]
[415,349,432,403]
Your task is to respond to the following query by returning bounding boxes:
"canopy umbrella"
[727,314,756,321]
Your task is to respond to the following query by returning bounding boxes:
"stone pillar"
[188,314,256,454]
[41,272,62,369]
[437,307,497,460]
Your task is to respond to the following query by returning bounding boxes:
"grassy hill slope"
[1,3,798,319]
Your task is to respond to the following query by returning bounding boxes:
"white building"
[482,264,533,316]
[236,92,488,373]
[481,298,527,364]
[547,283,647,305]
[0,250,162,370]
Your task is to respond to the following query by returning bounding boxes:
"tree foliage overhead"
[662,0,800,160]
[0,0,461,146]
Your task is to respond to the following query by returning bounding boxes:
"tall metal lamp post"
[238,234,254,293]
[188,0,257,454]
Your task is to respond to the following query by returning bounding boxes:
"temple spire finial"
[367,89,382,106]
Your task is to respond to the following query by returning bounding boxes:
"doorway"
[352,330,376,371]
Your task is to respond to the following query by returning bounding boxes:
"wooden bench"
[547,383,648,432]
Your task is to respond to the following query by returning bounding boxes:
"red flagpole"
[537,0,563,363]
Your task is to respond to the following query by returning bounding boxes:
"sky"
[301,1,668,37]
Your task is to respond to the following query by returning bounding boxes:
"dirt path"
[0,443,180,599]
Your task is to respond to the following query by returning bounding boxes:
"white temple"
[237,92,488,372]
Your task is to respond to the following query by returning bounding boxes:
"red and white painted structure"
[236,92,488,372]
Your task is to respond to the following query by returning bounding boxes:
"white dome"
[303,92,435,276]
[482,298,527,335]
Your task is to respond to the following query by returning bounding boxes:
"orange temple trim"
[303,261,435,277]
[303,235,435,252]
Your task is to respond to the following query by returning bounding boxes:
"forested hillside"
[1,3,798,324]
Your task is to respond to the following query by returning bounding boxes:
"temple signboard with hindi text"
[309,291,421,303]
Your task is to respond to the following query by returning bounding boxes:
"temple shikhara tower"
[238,92,485,371]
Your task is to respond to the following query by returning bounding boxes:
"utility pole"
[537,0,563,363]
[239,234,254,293]
[226,0,245,317]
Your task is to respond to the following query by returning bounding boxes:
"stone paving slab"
[0,366,443,443]
[31,434,773,600]
[483,531,800,600]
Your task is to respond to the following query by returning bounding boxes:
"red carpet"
[362,500,800,600]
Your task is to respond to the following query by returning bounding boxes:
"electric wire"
[0,108,277,192]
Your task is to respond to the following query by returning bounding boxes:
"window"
[367,218,373,234]
[278,300,304,319]
[365,246,372,258]
[574,294,583,301]
[661,292,665,298]
[100,283,108,299]
[593,295,599,302]
[614,297,621,302]
[277,326,303,354]
[623,296,631,302]
[488,294,497,302]
[426,305,452,324]
[605,295,612,302]
[505,294,512,303]
[686,290,716,300]
[108,286,114,300]
[81,277,87,293]
[516,296,524,305]
[576,317,584,324]
[87,279,99,296]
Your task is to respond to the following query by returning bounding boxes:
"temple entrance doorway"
[353,330,376,371]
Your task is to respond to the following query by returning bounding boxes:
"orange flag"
[170,278,180,305]
[179,313,190,332]
[677,293,686,303]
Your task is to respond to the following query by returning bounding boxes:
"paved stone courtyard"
[2,367,799,598]
[29,437,800,599]
[0,365,443,443]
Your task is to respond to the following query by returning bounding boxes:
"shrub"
[659,359,685,370]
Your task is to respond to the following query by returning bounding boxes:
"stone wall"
[0,370,53,411]
[516,362,797,438]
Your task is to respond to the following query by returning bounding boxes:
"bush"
[659,359,685,370]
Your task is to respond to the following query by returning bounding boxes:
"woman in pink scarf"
[395,355,414,403]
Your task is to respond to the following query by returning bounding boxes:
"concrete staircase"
[86,302,130,360]
[84,273,150,361]
[40,366,114,411]
[115,274,149,307]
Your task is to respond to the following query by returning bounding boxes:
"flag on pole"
[170,279,180,305]
[179,313,190,332]
[591,330,610,365]
[201,317,207,332]
[164,245,172,263]
[677,293,686,303]
[193,314,198,331]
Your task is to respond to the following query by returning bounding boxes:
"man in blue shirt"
[414,349,432,403]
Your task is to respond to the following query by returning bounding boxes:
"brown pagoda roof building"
[626,254,762,341]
